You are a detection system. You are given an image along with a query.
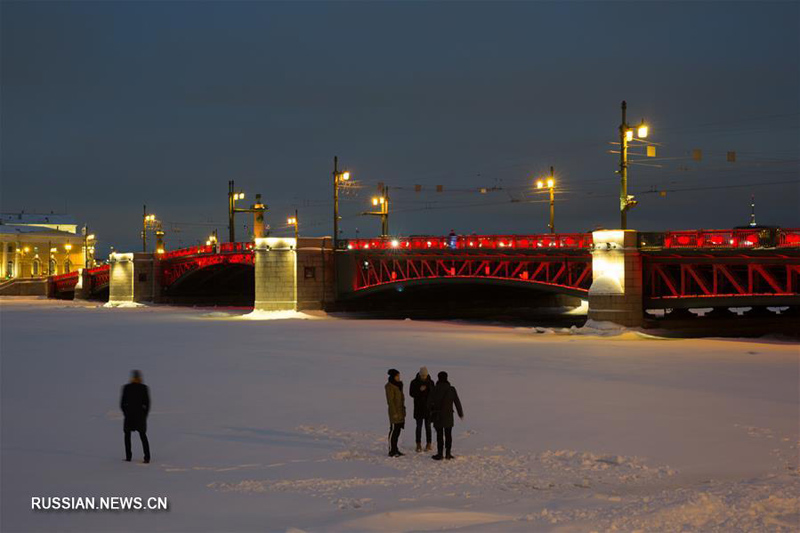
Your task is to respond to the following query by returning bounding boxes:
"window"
[7,244,14,253]
[64,259,72,273]
[304,266,316,280]
[49,258,57,275]
[6,261,13,277]
[32,260,40,276]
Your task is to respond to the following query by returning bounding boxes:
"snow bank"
[241,309,322,320]
[588,275,623,295]
[572,318,627,333]
[103,301,146,308]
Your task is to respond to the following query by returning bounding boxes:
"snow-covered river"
[2,298,797,532]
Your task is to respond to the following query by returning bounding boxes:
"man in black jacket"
[409,366,435,452]
[428,371,464,461]
[120,370,151,463]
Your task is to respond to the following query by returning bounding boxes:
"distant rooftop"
[0,225,77,236]
[1,212,78,226]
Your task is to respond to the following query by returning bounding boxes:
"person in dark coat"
[385,368,406,457]
[409,366,435,452]
[120,370,151,463]
[428,371,464,461]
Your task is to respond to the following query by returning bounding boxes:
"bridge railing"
[85,265,110,276]
[49,270,80,292]
[160,242,254,260]
[344,234,593,251]
[779,228,800,248]
[640,228,800,250]
[219,242,255,253]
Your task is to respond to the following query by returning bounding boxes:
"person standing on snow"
[448,229,458,249]
[385,368,406,457]
[120,370,151,464]
[409,366,435,452]
[428,371,464,461]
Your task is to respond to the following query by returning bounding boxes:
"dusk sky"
[2,1,798,253]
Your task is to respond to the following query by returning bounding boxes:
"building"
[1,213,94,279]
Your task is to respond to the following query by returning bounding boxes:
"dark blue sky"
[2,1,798,252]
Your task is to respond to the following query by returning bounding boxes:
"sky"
[2,1,798,253]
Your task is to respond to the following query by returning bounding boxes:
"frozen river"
[1,298,798,532]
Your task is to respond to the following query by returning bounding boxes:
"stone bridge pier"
[108,252,160,304]
[588,230,643,327]
[254,237,334,312]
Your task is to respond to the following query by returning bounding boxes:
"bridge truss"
[644,252,800,307]
[353,253,592,295]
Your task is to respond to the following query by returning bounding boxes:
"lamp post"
[287,210,299,241]
[142,206,157,252]
[536,166,556,233]
[332,156,351,249]
[82,227,97,268]
[618,101,649,229]
[155,222,165,255]
[228,181,266,242]
[365,185,389,237]
[228,181,245,242]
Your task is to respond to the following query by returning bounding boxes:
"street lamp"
[82,228,97,268]
[535,166,556,233]
[228,181,245,242]
[364,186,390,237]
[287,210,299,241]
[332,156,351,249]
[228,181,266,242]
[618,101,650,229]
[142,205,158,252]
[155,223,165,255]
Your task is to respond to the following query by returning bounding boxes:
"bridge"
[47,227,800,326]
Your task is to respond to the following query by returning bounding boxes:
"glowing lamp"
[546,178,555,188]
[372,198,379,206]
[637,124,648,138]
[536,180,544,189]
[625,130,634,142]
[341,171,350,181]
[390,239,399,248]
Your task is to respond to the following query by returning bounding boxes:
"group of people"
[385,367,464,460]
[119,366,465,465]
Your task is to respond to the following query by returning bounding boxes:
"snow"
[1,297,798,532]
[104,301,146,308]
[588,275,623,295]
[242,309,323,320]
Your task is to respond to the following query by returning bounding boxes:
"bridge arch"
[347,276,589,299]
[161,260,254,306]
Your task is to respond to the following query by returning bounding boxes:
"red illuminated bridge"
[47,228,800,323]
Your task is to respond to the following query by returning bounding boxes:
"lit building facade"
[1,213,94,279]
